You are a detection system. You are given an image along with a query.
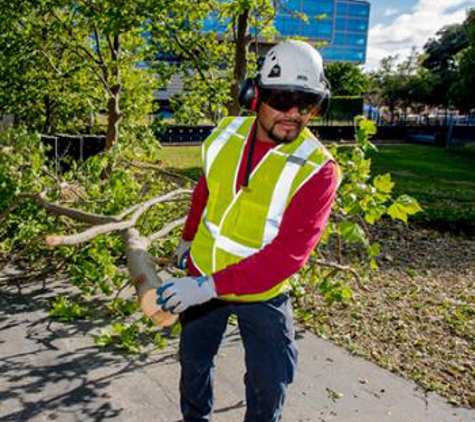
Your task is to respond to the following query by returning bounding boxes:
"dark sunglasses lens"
[262,90,321,114]
[260,91,287,111]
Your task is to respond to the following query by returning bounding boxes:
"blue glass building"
[204,0,371,63]
[279,0,370,63]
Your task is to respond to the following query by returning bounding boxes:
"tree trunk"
[105,83,122,149]
[105,33,122,149]
[228,8,250,116]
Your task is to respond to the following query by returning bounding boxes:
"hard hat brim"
[257,82,327,97]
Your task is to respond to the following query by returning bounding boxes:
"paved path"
[0,280,473,422]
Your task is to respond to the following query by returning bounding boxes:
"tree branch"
[49,9,112,95]
[36,191,120,225]
[312,258,368,291]
[148,216,187,243]
[38,48,63,76]
[172,33,209,83]
[125,159,198,185]
[92,21,111,85]
[45,189,191,246]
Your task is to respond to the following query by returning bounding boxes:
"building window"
[348,3,370,17]
[303,0,335,15]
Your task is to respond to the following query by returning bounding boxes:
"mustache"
[276,118,301,125]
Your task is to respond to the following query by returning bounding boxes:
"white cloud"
[365,0,475,71]
[383,8,399,17]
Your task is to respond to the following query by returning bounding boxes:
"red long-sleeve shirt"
[182,135,339,297]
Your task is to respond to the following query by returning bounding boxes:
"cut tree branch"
[36,192,120,225]
[45,189,191,246]
[148,216,187,243]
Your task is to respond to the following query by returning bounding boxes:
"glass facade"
[274,0,370,63]
[326,0,370,62]
[203,0,370,63]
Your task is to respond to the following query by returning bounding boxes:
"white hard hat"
[257,40,328,96]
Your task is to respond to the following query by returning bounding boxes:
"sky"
[365,0,475,70]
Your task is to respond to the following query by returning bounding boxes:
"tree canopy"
[325,62,369,97]
[369,8,475,114]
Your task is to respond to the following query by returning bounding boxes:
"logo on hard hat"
[268,65,281,78]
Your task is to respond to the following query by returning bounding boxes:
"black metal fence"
[156,124,475,145]
[156,126,214,143]
[40,124,475,169]
[41,134,106,170]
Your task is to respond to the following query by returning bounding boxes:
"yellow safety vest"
[190,116,335,302]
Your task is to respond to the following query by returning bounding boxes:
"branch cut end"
[46,235,62,246]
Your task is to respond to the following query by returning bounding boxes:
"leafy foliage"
[48,295,89,322]
[0,126,189,352]
[325,62,369,96]
[293,117,422,308]
[450,9,475,111]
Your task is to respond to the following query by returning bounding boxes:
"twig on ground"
[312,258,368,291]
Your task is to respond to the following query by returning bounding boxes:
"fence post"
[446,120,454,148]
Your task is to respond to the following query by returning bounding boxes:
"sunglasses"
[260,89,323,115]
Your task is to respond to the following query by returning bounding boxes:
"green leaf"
[364,205,386,225]
[373,173,394,194]
[368,242,381,257]
[339,221,367,244]
[340,284,353,301]
[359,118,377,136]
[388,195,423,222]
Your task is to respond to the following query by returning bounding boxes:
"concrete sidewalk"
[0,280,473,422]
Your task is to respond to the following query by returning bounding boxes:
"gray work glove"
[156,276,217,314]
[174,239,192,269]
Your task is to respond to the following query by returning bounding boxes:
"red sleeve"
[212,161,339,296]
[182,175,208,241]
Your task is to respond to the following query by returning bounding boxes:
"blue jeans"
[179,294,298,422]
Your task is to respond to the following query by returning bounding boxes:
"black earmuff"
[238,78,260,111]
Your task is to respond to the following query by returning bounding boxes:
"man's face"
[256,89,322,144]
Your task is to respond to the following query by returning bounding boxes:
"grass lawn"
[157,143,475,232]
[157,146,202,180]
[368,144,475,231]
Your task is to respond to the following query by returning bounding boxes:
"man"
[157,40,339,422]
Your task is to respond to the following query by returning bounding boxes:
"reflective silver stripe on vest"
[263,139,320,245]
[215,234,259,257]
[204,215,259,258]
[205,212,258,257]
[204,216,219,238]
[205,117,247,177]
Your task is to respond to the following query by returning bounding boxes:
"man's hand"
[156,276,217,314]
[174,239,192,269]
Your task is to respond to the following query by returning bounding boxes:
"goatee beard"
[268,120,303,144]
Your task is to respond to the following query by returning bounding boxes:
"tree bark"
[228,8,250,116]
[123,228,177,327]
[106,84,122,149]
[105,33,122,149]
